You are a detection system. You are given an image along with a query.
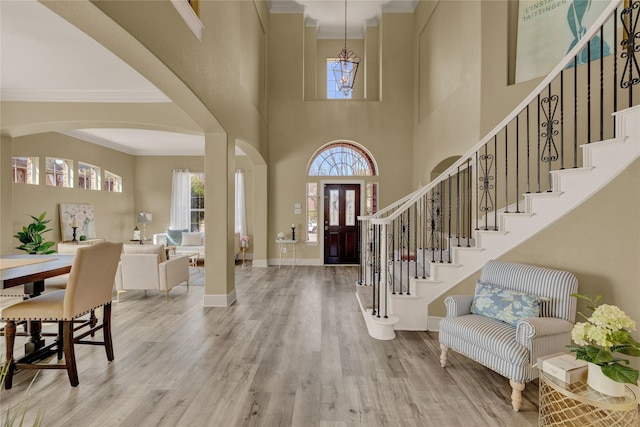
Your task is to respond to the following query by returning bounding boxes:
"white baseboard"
[427,316,443,332]
[203,289,236,307]
[251,259,268,268]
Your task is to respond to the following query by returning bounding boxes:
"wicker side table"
[539,371,638,427]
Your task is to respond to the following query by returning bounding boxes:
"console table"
[275,239,296,268]
[539,371,638,426]
[57,238,105,254]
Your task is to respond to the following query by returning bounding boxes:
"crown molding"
[381,0,419,13]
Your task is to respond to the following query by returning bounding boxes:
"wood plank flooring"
[1,265,540,426]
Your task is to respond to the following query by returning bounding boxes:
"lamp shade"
[137,212,152,223]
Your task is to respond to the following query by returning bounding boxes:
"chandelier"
[332,0,360,96]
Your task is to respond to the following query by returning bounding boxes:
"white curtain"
[170,169,191,230]
[235,170,247,236]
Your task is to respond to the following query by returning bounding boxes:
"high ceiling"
[1,1,416,155]
[270,0,417,38]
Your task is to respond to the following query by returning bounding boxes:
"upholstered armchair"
[439,260,578,411]
[114,244,189,301]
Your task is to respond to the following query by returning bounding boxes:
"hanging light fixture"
[332,0,360,97]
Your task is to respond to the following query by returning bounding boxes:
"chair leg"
[103,303,114,361]
[439,343,449,368]
[62,320,79,387]
[509,379,525,412]
[4,321,16,390]
[57,321,64,360]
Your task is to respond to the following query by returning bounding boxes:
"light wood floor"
[1,265,540,426]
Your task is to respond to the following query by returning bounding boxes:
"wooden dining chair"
[1,241,123,389]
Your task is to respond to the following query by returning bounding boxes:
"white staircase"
[358,105,640,339]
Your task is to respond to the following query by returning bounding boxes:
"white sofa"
[115,244,189,301]
[153,231,205,260]
[153,231,242,261]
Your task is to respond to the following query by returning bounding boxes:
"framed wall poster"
[59,203,97,241]
[515,0,612,83]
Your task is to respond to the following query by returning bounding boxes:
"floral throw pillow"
[471,280,544,327]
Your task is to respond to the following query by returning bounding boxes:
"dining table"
[1,254,75,356]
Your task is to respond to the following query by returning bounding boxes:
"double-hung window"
[327,59,353,99]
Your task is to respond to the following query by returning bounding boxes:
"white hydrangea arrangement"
[569,294,640,385]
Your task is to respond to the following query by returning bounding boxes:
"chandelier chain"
[344,0,347,49]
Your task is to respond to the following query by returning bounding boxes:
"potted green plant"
[13,212,56,255]
[569,294,639,396]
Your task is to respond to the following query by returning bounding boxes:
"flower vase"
[587,362,626,397]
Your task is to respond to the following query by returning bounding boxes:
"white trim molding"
[171,0,204,41]
[203,289,236,307]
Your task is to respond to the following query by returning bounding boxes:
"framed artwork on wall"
[59,203,96,241]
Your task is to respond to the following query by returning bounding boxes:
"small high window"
[46,157,73,188]
[78,162,101,190]
[327,59,353,99]
[104,171,122,193]
[12,157,39,185]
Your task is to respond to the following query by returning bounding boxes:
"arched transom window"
[308,142,377,176]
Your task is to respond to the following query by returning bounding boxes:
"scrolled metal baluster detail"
[620,1,640,97]
[427,190,441,263]
[540,93,560,193]
[478,150,495,231]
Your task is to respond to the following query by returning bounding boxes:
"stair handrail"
[368,0,623,226]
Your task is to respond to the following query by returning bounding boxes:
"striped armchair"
[439,260,578,411]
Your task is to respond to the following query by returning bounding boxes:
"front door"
[324,184,360,264]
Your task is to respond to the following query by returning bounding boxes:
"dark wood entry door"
[324,184,360,264]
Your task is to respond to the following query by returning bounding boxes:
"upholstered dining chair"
[1,241,123,389]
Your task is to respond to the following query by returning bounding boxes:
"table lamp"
[137,212,152,241]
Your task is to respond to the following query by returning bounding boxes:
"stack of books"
[537,353,588,384]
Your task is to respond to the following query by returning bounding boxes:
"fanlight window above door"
[307,142,377,176]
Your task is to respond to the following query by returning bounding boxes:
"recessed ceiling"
[0,0,169,103]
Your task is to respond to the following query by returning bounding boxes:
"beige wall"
[268,12,415,262]
[1,136,14,253]
[92,0,268,158]
[133,156,204,238]
[7,132,135,247]
[412,0,482,185]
